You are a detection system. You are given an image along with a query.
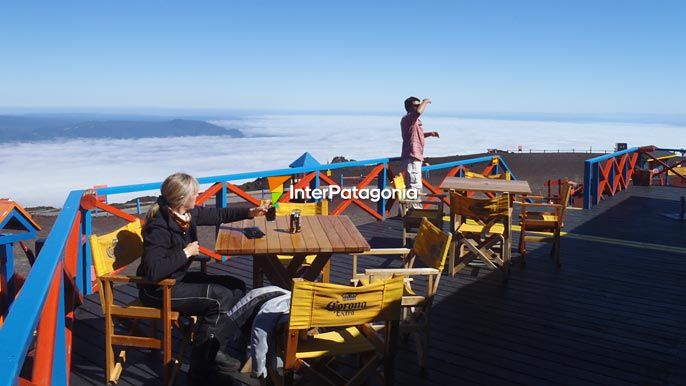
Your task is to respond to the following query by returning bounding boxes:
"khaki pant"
[402,157,423,209]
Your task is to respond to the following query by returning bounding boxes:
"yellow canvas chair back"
[559,179,573,219]
[289,276,404,330]
[89,219,144,278]
[392,173,409,201]
[450,192,509,220]
[275,200,328,216]
[89,218,193,385]
[412,217,452,272]
[271,200,329,281]
[393,173,406,190]
[463,170,511,180]
[278,277,404,385]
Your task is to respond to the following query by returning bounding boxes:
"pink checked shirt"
[400,111,425,161]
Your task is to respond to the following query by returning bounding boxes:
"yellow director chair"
[89,219,194,385]
[273,200,331,281]
[463,170,511,180]
[274,276,405,386]
[392,173,445,247]
[449,192,512,279]
[517,178,573,266]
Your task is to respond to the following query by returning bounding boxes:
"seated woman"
[136,172,268,385]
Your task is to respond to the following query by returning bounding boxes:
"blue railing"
[583,147,641,209]
[0,153,510,385]
[643,147,686,187]
[0,191,82,385]
[422,155,517,179]
[583,146,686,209]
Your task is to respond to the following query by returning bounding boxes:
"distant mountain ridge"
[0,115,243,141]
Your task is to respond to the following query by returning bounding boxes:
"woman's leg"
[181,271,247,297]
[139,279,242,385]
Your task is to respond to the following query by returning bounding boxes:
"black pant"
[139,272,247,348]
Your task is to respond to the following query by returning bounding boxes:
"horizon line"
[0,106,684,118]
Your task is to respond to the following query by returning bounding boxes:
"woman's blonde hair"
[145,172,200,224]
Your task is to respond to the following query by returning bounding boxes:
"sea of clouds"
[0,114,681,207]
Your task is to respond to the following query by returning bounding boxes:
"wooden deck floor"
[70,186,686,385]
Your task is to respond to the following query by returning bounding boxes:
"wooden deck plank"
[69,186,686,386]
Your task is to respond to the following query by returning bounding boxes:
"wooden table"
[439,177,532,195]
[215,215,370,289]
[440,178,531,278]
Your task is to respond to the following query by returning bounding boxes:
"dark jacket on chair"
[136,204,251,282]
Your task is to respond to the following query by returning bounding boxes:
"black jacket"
[136,204,251,282]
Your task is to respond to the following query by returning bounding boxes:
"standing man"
[400,96,439,208]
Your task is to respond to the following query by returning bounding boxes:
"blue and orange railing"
[583,146,686,209]
[583,147,641,209]
[0,154,512,385]
[0,191,82,385]
[642,147,686,187]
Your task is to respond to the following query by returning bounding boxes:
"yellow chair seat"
[521,212,560,230]
[277,254,317,265]
[296,326,375,359]
[111,299,181,320]
[458,219,505,234]
[523,212,558,222]
[406,208,443,219]
[404,209,443,228]
[404,282,415,295]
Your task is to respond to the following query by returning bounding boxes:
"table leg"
[257,254,294,289]
[285,254,307,277]
[322,260,331,283]
[502,215,513,281]
[253,259,263,289]
[302,254,332,282]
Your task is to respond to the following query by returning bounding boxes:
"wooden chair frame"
[448,193,512,279]
[517,179,574,266]
[351,218,452,371]
[273,278,403,386]
[393,173,445,247]
[90,220,194,385]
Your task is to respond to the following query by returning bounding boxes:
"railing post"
[625,153,630,188]
[32,263,63,385]
[74,214,84,297]
[312,170,320,202]
[609,157,616,195]
[79,209,92,295]
[217,182,227,209]
[583,160,593,209]
[0,243,14,317]
[594,163,601,205]
[216,182,227,261]
[377,162,387,220]
[51,269,68,386]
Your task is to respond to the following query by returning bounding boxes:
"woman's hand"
[250,201,271,217]
[183,241,200,257]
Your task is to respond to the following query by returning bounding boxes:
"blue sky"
[1,0,684,114]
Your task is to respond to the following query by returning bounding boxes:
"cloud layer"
[0,114,680,207]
